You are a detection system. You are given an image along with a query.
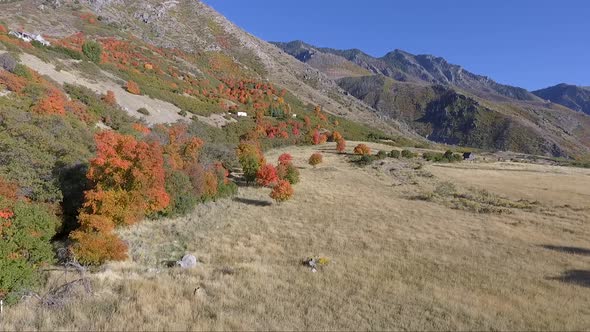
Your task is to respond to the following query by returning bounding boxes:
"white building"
[9,31,50,46]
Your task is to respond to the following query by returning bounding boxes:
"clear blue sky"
[203,0,589,90]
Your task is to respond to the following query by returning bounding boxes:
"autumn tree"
[256,163,278,187]
[237,141,265,183]
[277,162,300,185]
[33,89,66,115]
[270,179,293,203]
[331,131,343,142]
[308,153,323,167]
[336,139,346,153]
[126,80,140,94]
[70,131,170,264]
[278,153,293,166]
[353,143,371,156]
[103,90,116,106]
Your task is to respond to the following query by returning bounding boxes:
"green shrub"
[137,107,150,116]
[401,149,416,158]
[277,163,300,184]
[388,150,400,158]
[82,40,102,63]
[355,154,376,167]
[160,170,198,218]
[0,198,59,303]
[422,151,444,162]
[376,150,387,159]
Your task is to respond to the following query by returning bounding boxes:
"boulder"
[176,254,198,269]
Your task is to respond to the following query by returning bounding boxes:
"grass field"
[1,142,589,330]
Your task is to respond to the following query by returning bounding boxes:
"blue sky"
[203,0,589,90]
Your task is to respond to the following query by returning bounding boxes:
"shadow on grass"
[541,245,590,256]
[549,270,590,288]
[233,197,272,207]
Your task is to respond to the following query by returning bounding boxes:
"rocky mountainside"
[273,41,538,102]
[0,0,417,139]
[274,41,590,158]
[533,84,590,116]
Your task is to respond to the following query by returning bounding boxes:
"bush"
[270,179,293,203]
[401,149,416,158]
[137,107,150,115]
[277,162,300,184]
[0,52,16,72]
[376,150,387,159]
[277,153,293,166]
[0,198,59,303]
[126,80,140,95]
[422,151,444,162]
[160,170,198,217]
[353,143,371,155]
[82,40,102,63]
[389,150,400,158]
[237,141,265,183]
[336,138,346,153]
[355,154,376,167]
[308,153,323,167]
[256,163,278,187]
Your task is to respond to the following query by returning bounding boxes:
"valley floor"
[1,142,589,330]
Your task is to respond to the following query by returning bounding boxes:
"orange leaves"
[160,124,204,171]
[353,144,371,156]
[331,131,343,142]
[269,179,293,203]
[336,139,346,153]
[0,176,19,201]
[256,164,278,187]
[278,153,293,166]
[132,123,151,135]
[103,90,117,106]
[311,129,321,145]
[308,153,323,167]
[0,208,14,220]
[33,88,66,115]
[71,131,169,264]
[70,228,128,265]
[126,80,140,94]
[0,24,7,34]
[0,70,27,93]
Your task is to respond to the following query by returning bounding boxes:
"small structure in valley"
[463,152,475,161]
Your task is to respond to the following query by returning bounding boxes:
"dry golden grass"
[1,142,589,331]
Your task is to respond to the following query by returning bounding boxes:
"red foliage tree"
[336,139,346,154]
[33,89,66,115]
[331,131,343,142]
[270,179,293,203]
[126,80,140,94]
[311,129,321,145]
[70,131,170,264]
[256,163,278,187]
[278,153,293,166]
[0,70,27,93]
[103,90,117,106]
[353,143,371,156]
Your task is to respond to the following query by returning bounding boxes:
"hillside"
[0,0,416,139]
[533,83,590,116]
[274,41,590,158]
[2,142,589,330]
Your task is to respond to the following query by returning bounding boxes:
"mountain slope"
[0,0,417,140]
[274,41,538,102]
[533,84,590,116]
[275,41,590,158]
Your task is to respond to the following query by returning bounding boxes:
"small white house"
[292,114,297,118]
[237,111,248,117]
[8,31,50,46]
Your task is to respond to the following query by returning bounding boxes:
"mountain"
[0,0,416,140]
[533,84,590,116]
[273,41,539,102]
[274,41,590,158]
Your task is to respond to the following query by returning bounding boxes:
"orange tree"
[353,143,371,156]
[70,131,170,264]
[270,179,293,203]
[308,153,323,167]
